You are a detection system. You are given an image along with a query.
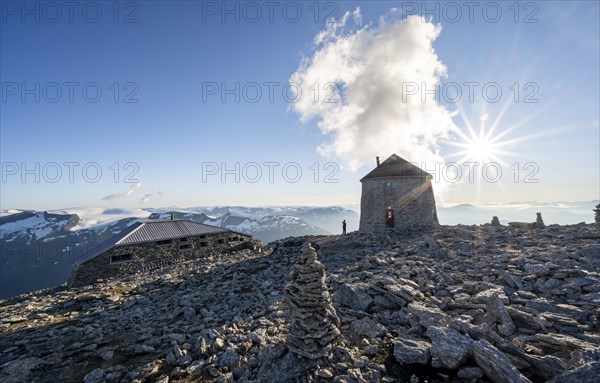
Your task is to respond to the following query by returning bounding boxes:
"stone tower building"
[359,154,439,232]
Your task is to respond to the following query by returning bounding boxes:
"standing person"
[342,219,347,235]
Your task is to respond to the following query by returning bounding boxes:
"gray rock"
[183,306,196,321]
[534,333,597,352]
[407,302,448,328]
[349,317,386,338]
[496,339,566,381]
[134,345,155,354]
[128,360,160,380]
[0,357,45,383]
[423,234,437,248]
[317,368,334,378]
[187,360,206,378]
[256,348,315,383]
[486,294,515,338]
[83,368,105,383]
[219,348,241,369]
[97,348,114,361]
[393,336,431,365]
[457,367,484,379]
[335,283,373,312]
[473,339,532,383]
[426,326,473,369]
[524,263,547,274]
[166,352,177,365]
[546,362,600,383]
[569,348,600,368]
[472,288,509,304]
[353,356,369,369]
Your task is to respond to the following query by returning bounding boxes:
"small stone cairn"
[535,212,545,228]
[284,242,341,359]
[491,216,501,226]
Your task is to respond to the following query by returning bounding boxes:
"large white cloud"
[290,10,457,172]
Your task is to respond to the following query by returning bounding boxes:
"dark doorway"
[385,208,395,228]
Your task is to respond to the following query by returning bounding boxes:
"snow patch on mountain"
[1,212,68,243]
[0,209,24,217]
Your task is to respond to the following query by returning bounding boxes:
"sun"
[463,135,501,163]
[448,112,514,166]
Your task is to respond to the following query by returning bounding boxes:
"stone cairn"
[594,204,600,229]
[491,216,501,226]
[284,242,341,359]
[535,212,545,228]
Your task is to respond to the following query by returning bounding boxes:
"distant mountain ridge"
[2,200,597,299]
[160,206,360,236]
[0,206,358,298]
[148,210,334,243]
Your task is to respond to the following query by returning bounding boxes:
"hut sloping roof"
[117,219,227,245]
[74,219,234,265]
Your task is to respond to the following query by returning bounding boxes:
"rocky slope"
[1,223,599,383]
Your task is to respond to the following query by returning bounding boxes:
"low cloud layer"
[290,10,456,171]
[139,191,164,204]
[101,182,142,201]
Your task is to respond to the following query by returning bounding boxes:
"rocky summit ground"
[1,223,599,383]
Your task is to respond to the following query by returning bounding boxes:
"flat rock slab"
[546,362,600,383]
[393,336,431,365]
[457,366,484,379]
[349,317,386,339]
[473,339,532,383]
[407,302,449,328]
[335,283,373,312]
[426,326,473,369]
[472,287,509,304]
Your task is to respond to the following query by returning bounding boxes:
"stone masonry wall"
[70,233,251,286]
[359,177,438,232]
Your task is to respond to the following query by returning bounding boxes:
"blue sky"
[1,1,598,211]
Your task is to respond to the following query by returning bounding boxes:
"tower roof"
[360,154,432,181]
